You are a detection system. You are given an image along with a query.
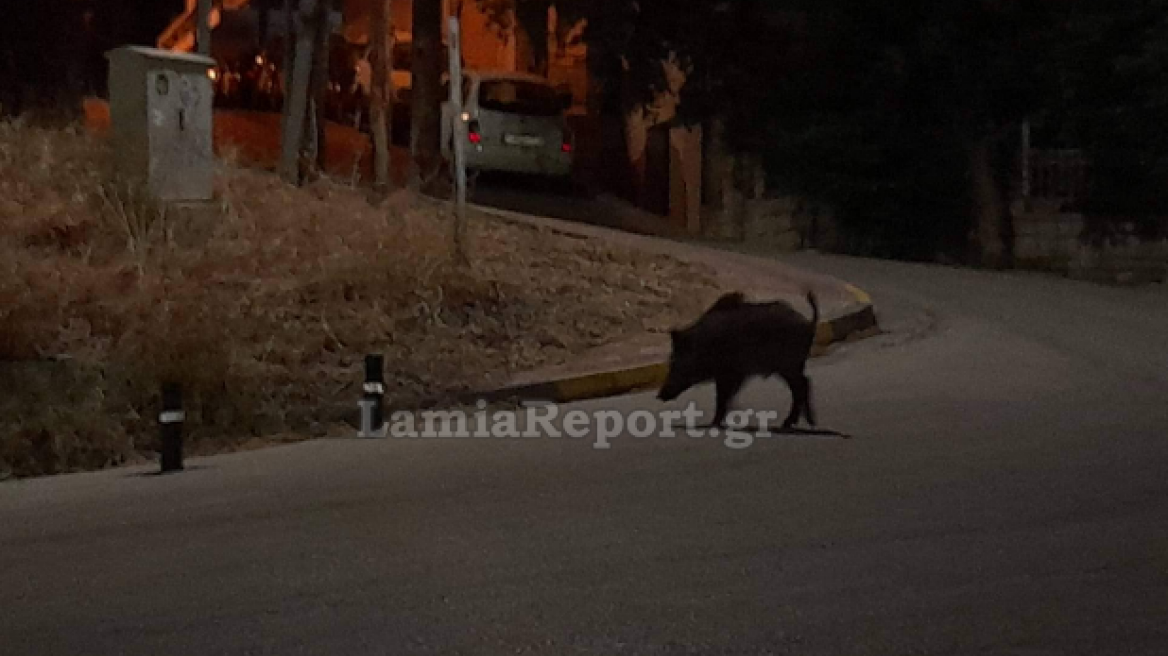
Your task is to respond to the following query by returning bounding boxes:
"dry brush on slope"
[0,120,721,477]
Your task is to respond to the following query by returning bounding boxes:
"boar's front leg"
[712,374,746,428]
[801,375,817,426]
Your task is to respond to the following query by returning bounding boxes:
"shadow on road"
[692,423,853,439]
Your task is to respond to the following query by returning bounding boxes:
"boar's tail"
[806,290,820,325]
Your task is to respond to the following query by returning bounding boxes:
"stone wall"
[1012,203,1085,269]
[701,193,837,252]
[743,198,837,252]
[696,124,838,250]
[1072,234,1168,285]
[1012,202,1168,284]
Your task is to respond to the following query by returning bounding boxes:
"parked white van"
[441,70,575,179]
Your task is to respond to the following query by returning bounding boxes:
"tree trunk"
[369,0,393,196]
[515,0,551,76]
[258,3,270,46]
[197,0,213,56]
[4,4,84,123]
[969,135,1012,268]
[281,0,296,134]
[309,0,330,174]
[280,0,318,185]
[408,0,445,192]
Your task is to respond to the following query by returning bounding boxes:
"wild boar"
[657,291,820,429]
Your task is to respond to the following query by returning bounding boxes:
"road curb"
[461,207,880,404]
[468,362,673,406]
[469,297,877,405]
[815,284,879,349]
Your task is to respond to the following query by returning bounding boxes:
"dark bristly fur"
[658,291,820,428]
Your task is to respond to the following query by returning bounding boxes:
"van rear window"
[477,80,562,117]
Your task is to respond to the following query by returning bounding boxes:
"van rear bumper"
[465,148,572,178]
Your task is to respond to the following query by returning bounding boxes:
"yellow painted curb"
[814,321,834,346]
[844,283,873,306]
[549,362,669,403]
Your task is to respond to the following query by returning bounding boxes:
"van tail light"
[468,120,482,145]
[561,131,572,153]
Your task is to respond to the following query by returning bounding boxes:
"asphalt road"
[3,254,1168,655]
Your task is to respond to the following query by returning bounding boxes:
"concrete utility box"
[105,46,215,202]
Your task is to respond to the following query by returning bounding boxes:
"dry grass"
[0,119,721,477]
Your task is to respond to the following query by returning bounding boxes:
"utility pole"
[448,15,468,263]
[197,0,213,56]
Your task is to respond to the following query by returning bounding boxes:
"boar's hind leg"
[713,374,746,428]
[780,373,811,428]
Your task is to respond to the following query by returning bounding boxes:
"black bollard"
[159,383,184,472]
[360,354,386,437]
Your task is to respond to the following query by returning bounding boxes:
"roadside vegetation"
[0,120,721,477]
